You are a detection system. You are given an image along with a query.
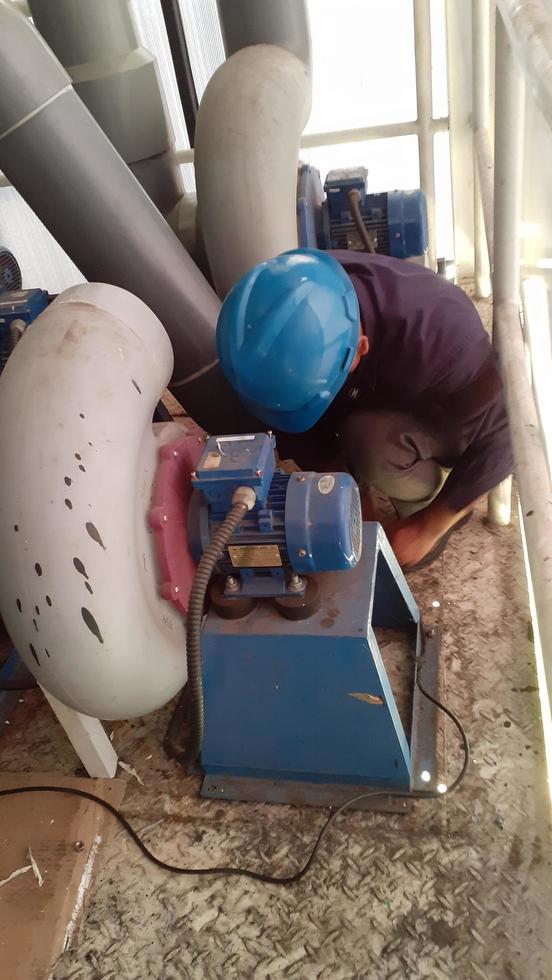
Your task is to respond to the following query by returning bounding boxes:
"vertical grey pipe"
[28,0,183,216]
[0,1,253,433]
[217,0,311,72]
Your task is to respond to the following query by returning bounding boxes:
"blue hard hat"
[216,248,360,432]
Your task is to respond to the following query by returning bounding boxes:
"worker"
[216,249,514,570]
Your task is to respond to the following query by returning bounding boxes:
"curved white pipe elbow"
[195,44,312,297]
[0,283,187,720]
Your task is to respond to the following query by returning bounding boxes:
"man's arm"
[386,498,476,567]
[388,408,513,567]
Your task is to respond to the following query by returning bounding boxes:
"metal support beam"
[493,13,525,308]
[472,0,493,297]
[474,126,495,264]
[160,0,199,147]
[171,116,450,167]
[488,13,525,528]
[413,0,436,269]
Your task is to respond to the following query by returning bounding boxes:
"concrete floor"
[0,295,551,979]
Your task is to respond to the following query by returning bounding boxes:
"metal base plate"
[200,773,413,813]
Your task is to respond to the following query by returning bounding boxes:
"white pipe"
[494,299,552,696]
[496,0,552,132]
[194,44,311,297]
[493,13,525,307]
[472,0,492,297]
[487,12,526,527]
[0,283,188,720]
[474,126,494,263]
[413,0,437,270]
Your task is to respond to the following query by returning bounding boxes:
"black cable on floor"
[0,673,469,885]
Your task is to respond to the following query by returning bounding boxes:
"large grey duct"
[0,1,253,433]
[28,0,183,217]
[217,0,312,73]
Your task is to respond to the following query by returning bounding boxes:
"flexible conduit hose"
[182,487,256,770]
[348,188,376,254]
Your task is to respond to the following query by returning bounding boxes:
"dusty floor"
[1,499,550,980]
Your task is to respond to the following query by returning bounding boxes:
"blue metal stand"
[199,524,439,807]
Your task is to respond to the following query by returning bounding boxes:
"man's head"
[217,249,361,433]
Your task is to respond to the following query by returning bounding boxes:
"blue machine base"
[0,647,32,727]
[199,523,440,807]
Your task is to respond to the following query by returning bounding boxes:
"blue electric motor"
[189,433,362,598]
[297,164,428,259]
[0,247,48,372]
[0,288,49,372]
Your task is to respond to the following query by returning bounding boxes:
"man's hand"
[386,514,441,567]
[385,501,474,568]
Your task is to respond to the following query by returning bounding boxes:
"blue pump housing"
[189,433,362,597]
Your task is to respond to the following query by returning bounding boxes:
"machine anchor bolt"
[288,573,305,593]
[225,575,241,594]
[73,840,85,852]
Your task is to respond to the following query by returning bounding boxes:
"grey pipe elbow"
[216,0,312,76]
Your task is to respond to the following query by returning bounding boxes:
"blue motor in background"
[297,164,428,259]
[0,246,48,372]
[189,433,362,602]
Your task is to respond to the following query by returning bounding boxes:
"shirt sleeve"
[431,357,514,511]
[436,397,513,510]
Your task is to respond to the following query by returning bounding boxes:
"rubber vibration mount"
[209,578,257,619]
[274,576,321,621]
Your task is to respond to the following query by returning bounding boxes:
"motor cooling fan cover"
[0,247,22,292]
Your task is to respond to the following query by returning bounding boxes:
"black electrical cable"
[0,672,469,886]
[348,188,376,253]
[182,498,251,770]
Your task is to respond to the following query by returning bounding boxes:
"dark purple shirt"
[278,251,513,512]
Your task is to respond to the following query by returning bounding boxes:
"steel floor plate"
[0,499,550,980]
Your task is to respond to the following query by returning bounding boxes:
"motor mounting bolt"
[225,575,240,594]
[191,471,197,480]
[288,573,304,593]
[255,468,262,477]
[298,548,307,558]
